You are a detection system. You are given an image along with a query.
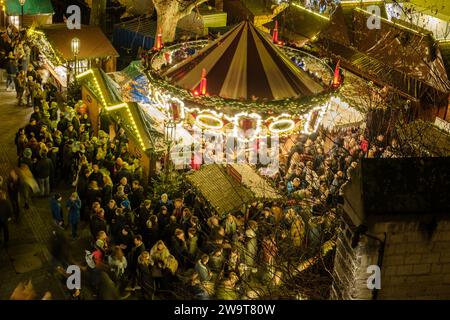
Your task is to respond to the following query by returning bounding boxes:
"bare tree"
[152,0,209,42]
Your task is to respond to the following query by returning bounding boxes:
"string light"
[195,114,224,130]
[77,69,146,150]
[269,119,296,133]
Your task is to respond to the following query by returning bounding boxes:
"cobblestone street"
[0,86,67,299]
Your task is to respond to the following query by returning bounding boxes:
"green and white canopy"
[5,0,54,16]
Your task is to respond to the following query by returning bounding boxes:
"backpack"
[85,250,96,269]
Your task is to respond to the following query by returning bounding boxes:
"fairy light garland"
[77,70,146,150]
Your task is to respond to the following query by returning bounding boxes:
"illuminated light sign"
[168,97,186,122]
[233,112,262,142]
[269,119,296,133]
[302,103,329,134]
[195,114,224,130]
[154,90,168,110]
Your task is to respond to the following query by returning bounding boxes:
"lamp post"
[18,0,25,29]
[71,38,80,78]
[164,120,176,173]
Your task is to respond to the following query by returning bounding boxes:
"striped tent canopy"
[163,21,324,100]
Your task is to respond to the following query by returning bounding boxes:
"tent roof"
[163,21,324,100]
[186,164,281,215]
[5,0,53,16]
[319,6,450,93]
[186,164,253,214]
[38,24,119,60]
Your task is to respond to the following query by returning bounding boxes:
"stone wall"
[331,218,450,299]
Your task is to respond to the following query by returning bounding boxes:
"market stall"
[2,0,53,28]
[186,163,282,217]
[28,24,119,90]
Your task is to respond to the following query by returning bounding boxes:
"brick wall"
[331,218,450,299]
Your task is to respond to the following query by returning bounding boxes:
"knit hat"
[23,148,32,158]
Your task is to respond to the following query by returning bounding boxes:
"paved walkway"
[0,86,67,300]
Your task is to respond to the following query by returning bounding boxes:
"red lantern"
[272,20,279,44]
[332,60,341,88]
[199,68,207,96]
[154,28,163,50]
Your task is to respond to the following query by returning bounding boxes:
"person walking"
[51,193,64,228]
[16,70,25,106]
[0,190,12,247]
[5,52,17,91]
[66,192,81,240]
[6,169,20,222]
[35,150,53,197]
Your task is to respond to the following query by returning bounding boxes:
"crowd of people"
[0,23,402,300]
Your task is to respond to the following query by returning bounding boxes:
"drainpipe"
[352,226,387,300]
[364,232,387,300]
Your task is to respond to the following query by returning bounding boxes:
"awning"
[5,0,53,16]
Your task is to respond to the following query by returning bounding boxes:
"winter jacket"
[5,58,17,75]
[35,156,54,179]
[90,215,107,238]
[66,198,81,225]
[195,261,212,282]
[0,199,12,223]
[129,186,144,210]
[51,197,63,222]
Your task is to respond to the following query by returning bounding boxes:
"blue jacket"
[51,198,63,222]
[66,198,81,224]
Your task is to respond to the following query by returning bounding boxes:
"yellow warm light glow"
[355,7,424,35]
[269,119,295,133]
[78,69,146,150]
[291,3,330,21]
[196,114,224,130]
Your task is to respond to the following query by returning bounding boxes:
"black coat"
[137,263,153,297]
[90,215,107,238]
[76,176,89,201]
[102,184,113,206]
[88,169,102,184]
[86,188,102,207]
[171,236,188,265]
[35,156,54,179]
[129,243,146,271]
[5,58,17,75]
[129,187,144,210]
[0,199,12,223]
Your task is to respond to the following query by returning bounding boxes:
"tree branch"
[180,0,208,17]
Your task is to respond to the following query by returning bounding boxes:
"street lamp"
[18,0,25,29]
[164,120,176,173]
[71,37,80,76]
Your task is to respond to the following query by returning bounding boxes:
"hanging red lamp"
[154,28,163,51]
[272,20,279,44]
[199,68,207,96]
[332,60,341,88]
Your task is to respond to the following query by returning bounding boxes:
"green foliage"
[151,170,184,201]
[67,79,82,107]
[145,69,335,117]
